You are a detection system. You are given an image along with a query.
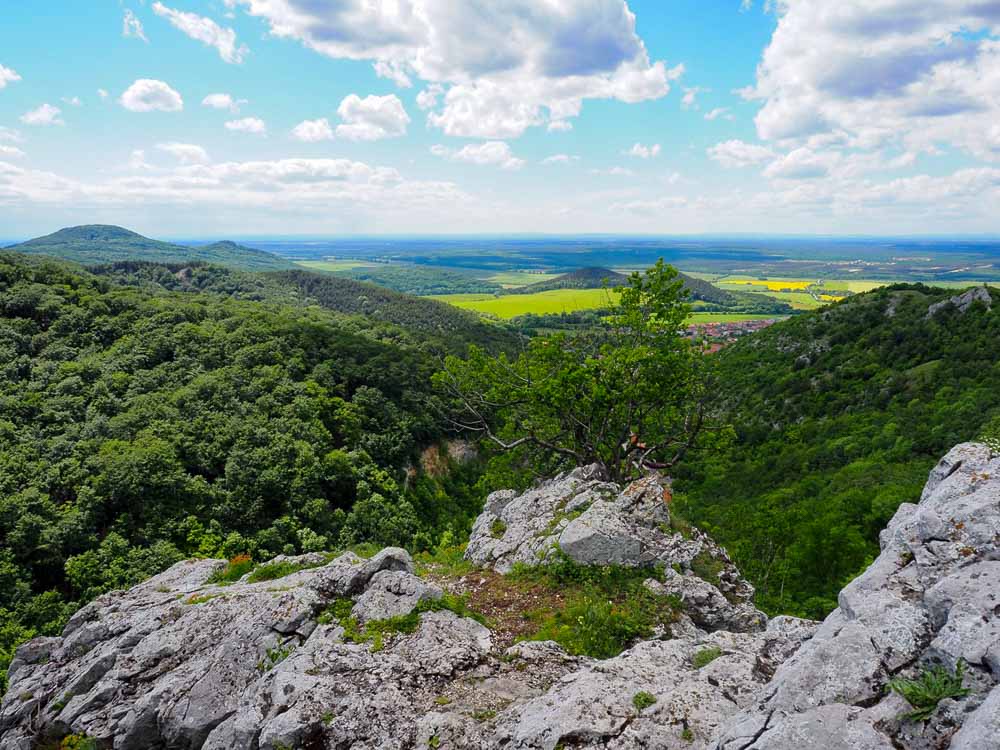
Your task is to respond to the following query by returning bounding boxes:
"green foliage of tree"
[436,261,721,482]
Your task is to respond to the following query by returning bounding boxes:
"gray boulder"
[465,468,765,632]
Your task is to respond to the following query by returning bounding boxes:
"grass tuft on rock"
[317,592,486,651]
[509,552,681,659]
[206,554,255,585]
[692,646,723,669]
[246,554,335,583]
[888,661,971,721]
[632,691,657,711]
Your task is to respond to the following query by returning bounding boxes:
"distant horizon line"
[4,227,1000,246]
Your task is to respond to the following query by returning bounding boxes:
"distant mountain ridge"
[6,225,294,271]
[503,267,629,294]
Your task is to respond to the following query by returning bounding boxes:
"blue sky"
[0,1,998,237]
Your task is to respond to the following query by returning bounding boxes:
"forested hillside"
[7,225,294,271]
[675,284,1000,618]
[89,261,522,354]
[0,252,496,689]
[333,264,504,296]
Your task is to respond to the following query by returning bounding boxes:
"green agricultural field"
[484,270,562,288]
[817,279,887,293]
[296,259,379,272]
[431,288,619,318]
[432,290,788,324]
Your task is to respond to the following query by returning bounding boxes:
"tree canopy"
[436,261,720,482]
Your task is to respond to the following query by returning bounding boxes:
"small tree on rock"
[435,261,722,482]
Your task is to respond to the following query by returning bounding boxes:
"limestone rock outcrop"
[927,286,993,318]
[711,442,1000,749]
[464,466,766,632]
[3,444,998,749]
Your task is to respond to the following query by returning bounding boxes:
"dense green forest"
[0,253,499,691]
[89,261,521,354]
[332,264,504,296]
[7,225,294,271]
[674,284,1000,618]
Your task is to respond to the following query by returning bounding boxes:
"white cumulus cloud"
[20,103,64,126]
[202,93,247,112]
[0,64,21,89]
[704,107,733,121]
[590,166,635,177]
[625,143,661,159]
[97,89,109,100]
[0,145,25,159]
[225,117,267,134]
[431,141,525,170]
[747,0,1000,160]
[156,142,210,165]
[335,94,410,141]
[763,148,835,180]
[707,139,775,168]
[128,149,152,170]
[416,85,444,111]
[153,2,248,64]
[122,9,148,42]
[120,79,184,112]
[291,118,335,143]
[541,154,579,165]
[226,0,682,138]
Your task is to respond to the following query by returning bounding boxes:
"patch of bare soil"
[423,567,566,650]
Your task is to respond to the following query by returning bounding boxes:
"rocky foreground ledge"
[1,445,998,749]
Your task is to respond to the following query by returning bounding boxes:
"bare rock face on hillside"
[711,442,1000,750]
[464,466,766,633]
[926,286,993,318]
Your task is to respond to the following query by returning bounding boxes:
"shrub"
[512,554,681,658]
[318,592,486,651]
[689,550,725,585]
[256,644,295,672]
[490,518,507,539]
[632,691,657,711]
[414,542,473,578]
[978,414,1000,452]
[246,554,333,583]
[526,588,659,659]
[692,646,723,669]
[888,661,971,721]
[207,554,254,585]
[60,736,98,750]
